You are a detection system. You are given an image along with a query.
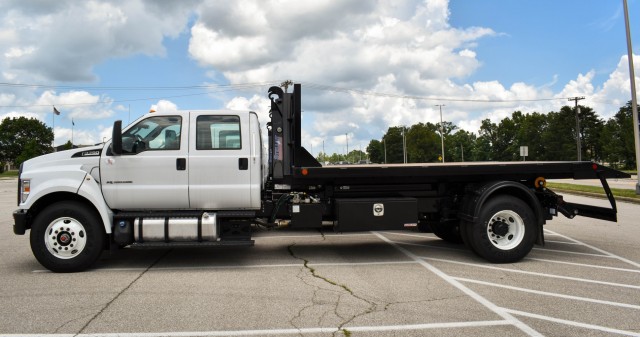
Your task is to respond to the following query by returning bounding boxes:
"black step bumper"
[13,209,29,235]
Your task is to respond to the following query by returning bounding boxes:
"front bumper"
[13,209,29,235]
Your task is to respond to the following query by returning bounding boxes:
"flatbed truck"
[13,84,630,272]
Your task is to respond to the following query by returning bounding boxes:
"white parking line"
[0,320,513,337]
[455,277,640,310]
[389,240,468,252]
[32,260,419,273]
[544,240,581,245]
[545,230,640,269]
[525,258,640,274]
[373,232,543,337]
[381,231,437,239]
[504,308,640,337]
[419,256,640,290]
[532,247,614,258]
[254,233,374,239]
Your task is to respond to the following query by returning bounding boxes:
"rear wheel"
[465,195,537,263]
[30,201,105,272]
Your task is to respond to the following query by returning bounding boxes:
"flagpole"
[52,106,61,148]
[71,118,74,146]
[52,106,55,147]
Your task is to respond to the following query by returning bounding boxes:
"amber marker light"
[301,169,309,176]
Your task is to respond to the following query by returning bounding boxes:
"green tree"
[406,122,440,163]
[62,140,73,150]
[382,126,405,163]
[541,107,576,161]
[366,140,384,163]
[0,117,54,166]
[447,129,477,162]
[512,111,548,161]
[476,119,497,161]
[601,101,636,169]
[576,105,604,162]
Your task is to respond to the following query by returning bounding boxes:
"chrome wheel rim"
[44,217,87,259]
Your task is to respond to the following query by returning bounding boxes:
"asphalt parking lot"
[1,178,639,337]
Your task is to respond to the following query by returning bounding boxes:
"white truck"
[13,84,629,272]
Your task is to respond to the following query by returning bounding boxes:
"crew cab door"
[101,115,189,209]
[188,112,255,209]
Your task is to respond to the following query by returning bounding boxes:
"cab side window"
[196,115,241,150]
[121,116,182,154]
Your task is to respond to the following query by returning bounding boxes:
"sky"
[0,0,639,156]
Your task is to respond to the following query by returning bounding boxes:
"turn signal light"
[20,179,30,204]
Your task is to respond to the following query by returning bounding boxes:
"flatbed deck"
[293,161,630,185]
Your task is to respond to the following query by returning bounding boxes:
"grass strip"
[547,182,639,200]
[0,171,19,178]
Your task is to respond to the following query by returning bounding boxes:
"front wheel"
[30,201,105,272]
[464,196,537,263]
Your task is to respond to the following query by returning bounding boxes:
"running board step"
[129,240,254,248]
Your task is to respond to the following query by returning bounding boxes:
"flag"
[53,107,61,115]
[72,119,74,126]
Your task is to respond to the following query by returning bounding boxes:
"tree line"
[317,101,638,170]
[0,117,54,172]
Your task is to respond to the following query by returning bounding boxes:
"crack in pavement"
[72,249,172,337]
[287,243,378,337]
[53,311,97,334]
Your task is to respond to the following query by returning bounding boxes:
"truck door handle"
[176,158,186,171]
[239,158,248,170]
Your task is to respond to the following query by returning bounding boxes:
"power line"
[0,81,278,91]
[0,82,280,108]
[302,82,571,103]
[1,79,598,109]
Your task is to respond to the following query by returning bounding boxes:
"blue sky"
[449,1,634,90]
[0,0,639,155]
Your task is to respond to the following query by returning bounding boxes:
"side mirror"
[112,120,122,155]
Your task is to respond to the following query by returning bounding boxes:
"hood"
[22,145,104,173]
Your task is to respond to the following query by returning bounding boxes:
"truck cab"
[14,109,264,272]
[103,110,263,210]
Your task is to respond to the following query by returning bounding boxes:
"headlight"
[20,179,30,204]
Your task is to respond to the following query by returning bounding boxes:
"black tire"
[30,201,105,272]
[459,220,479,255]
[416,221,432,233]
[428,221,463,244]
[466,195,537,263]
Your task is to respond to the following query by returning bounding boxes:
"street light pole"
[345,133,349,163]
[383,138,387,164]
[623,0,640,194]
[402,127,407,164]
[435,104,446,162]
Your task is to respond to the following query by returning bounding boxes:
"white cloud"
[0,0,196,82]
[0,1,638,156]
[150,100,179,113]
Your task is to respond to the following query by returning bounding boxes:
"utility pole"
[568,97,585,161]
[280,80,293,93]
[435,104,446,162]
[623,0,640,194]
